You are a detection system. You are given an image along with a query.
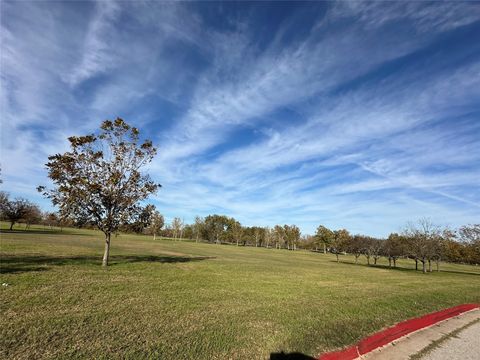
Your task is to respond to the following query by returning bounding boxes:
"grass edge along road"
[1,224,479,359]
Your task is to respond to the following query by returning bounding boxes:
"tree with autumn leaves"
[31,117,479,270]
[38,118,160,266]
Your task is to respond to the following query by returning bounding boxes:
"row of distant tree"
[1,119,479,269]
[309,221,480,272]
[0,191,161,233]
[159,216,479,271]
[2,192,478,270]
[0,193,65,230]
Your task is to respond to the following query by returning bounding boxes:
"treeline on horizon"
[1,193,479,271]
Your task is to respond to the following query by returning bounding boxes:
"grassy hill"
[1,224,479,359]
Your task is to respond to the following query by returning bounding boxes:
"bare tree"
[403,219,442,274]
[287,225,301,250]
[171,217,183,241]
[180,218,185,240]
[458,224,480,264]
[0,191,8,209]
[23,204,43,229]
[231,221,244,246]
[264,227,273,248]
[38,118,160,266]
[253,227,265,248]
[458,224,480,243]
[193,216,204,243]
[273,225,285,249]
[0,195,33,230]
[369,239,384,265]
[149,211,164,240]
[348,235,365,264]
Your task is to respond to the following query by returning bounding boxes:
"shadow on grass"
[435,269,480,276]
[0,229,89,236]
[270,352,315,360]
[330,260,480,276]
[0,254,216,274]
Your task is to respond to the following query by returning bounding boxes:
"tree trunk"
[436,260,440,272]
[153,233,156,241]
[323,243,326,254]
[393,258,397,268]
[415,259,418,271]
[9,221,14,230]
[422,260,426,274]
[336,253,339,262]
[102,233,111,267]
[428,259,432,272]
[367,257,370,265]
[374,257,377,265]
[389,257,392,267]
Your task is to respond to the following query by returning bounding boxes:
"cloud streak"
[1,1,479,236]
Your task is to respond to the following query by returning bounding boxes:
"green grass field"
[1,224,479,359]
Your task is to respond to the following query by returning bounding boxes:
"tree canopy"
[0,193,35,230]
[39,118,160,266]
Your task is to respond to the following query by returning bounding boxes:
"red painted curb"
[319,303,479,360]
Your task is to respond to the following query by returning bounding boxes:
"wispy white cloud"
[154,1,480,167]
[0,1,205,189]
[66,1,121,86]
[1,1,479,236]
[153,57,480,234]
[331,1,480,32]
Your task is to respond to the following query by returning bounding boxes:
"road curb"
[318,303,480,360]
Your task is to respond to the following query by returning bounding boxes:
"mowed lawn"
[1,225,479,360]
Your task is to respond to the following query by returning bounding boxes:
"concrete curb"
[318,303,480,360]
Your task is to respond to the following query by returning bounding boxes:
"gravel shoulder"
[362,309,480,360]
[418,319,480,360]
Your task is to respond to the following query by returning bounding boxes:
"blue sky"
[1,1,479,236]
